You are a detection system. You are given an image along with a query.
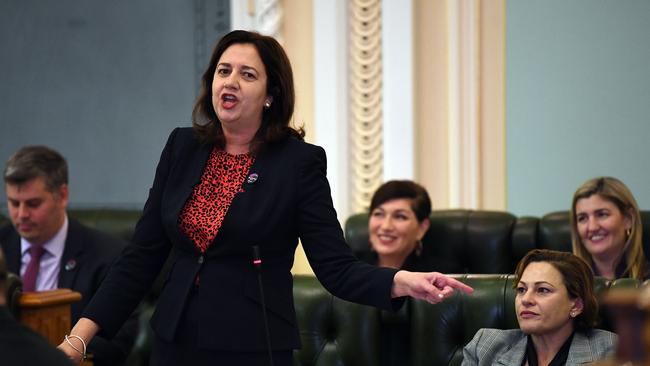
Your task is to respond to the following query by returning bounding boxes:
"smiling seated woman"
[461,249,617,366]
[360,180,431,271]
[571,177,650,280]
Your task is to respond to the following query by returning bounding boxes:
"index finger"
[445,277,474,294]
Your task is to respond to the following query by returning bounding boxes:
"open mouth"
[221,94,238,108]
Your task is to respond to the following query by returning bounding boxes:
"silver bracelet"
[64,334,87,360]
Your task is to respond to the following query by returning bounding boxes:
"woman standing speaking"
[58,30,472,365]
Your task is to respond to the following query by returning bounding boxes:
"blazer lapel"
[496,333,527,365]
[164,140,212,249]
[58,220,84,289]
[565,332,596,364]
[214,143,272,249]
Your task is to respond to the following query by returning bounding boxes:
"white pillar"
[382,0,414,181]
[313,0,350,220]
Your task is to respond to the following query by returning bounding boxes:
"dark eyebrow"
[216,62,258,73]
[518,281,556,288]
[241,65,259,73]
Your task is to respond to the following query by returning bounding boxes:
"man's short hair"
[3,146,68,192]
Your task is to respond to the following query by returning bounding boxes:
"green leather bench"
[346,210,650,274]
[293,274,644,366]
[3,209,647,366]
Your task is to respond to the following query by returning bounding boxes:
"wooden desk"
[19,289,93,366]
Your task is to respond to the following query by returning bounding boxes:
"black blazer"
[84,127,400,352]
[0,219,138,366]
[0,306,73,366]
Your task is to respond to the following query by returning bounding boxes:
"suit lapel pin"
[247,173,259,184]
[64,259,77,271]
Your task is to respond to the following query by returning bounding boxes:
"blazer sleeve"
[87,309,139,366]
[296,144,401,311]
[461,328,484,366]
[83,128,179,337]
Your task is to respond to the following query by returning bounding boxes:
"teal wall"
[507,0,650,216]
[0,0,229,209]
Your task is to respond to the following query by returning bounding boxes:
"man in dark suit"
[0,145,137,366]
[0,246,73,365]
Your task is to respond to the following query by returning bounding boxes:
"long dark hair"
[192,30,304,153]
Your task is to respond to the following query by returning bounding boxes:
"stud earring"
[626,228,632,237]
[570,311,576,318]
[264,101,271,108]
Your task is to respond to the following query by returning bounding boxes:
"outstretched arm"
[391,271,474,304]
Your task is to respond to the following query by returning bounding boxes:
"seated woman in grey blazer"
[462,249,617,366]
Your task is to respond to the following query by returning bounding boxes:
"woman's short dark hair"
[192,30,304,152]
[369,180,432,222]
[514,249,598,332]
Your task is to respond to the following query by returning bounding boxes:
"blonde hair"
[570,177,646,280]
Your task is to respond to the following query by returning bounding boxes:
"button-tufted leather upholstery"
[346,210,650,274]
[293,275,382,366]
[293,274,645,366]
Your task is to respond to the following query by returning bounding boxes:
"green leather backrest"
[410,275,514,366]
[346,210,526,274]
[68,208,142,241]
[346,210,650,275]
[293,275,382,366]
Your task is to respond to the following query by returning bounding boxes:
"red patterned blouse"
[179,148,254,252]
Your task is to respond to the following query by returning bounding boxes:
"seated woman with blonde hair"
[462,249,617,366]
[571,176,649,280]
[363,180,431,271]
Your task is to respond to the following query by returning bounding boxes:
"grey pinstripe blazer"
[461,328,617,366]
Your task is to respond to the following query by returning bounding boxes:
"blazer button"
[198,255,204,264]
